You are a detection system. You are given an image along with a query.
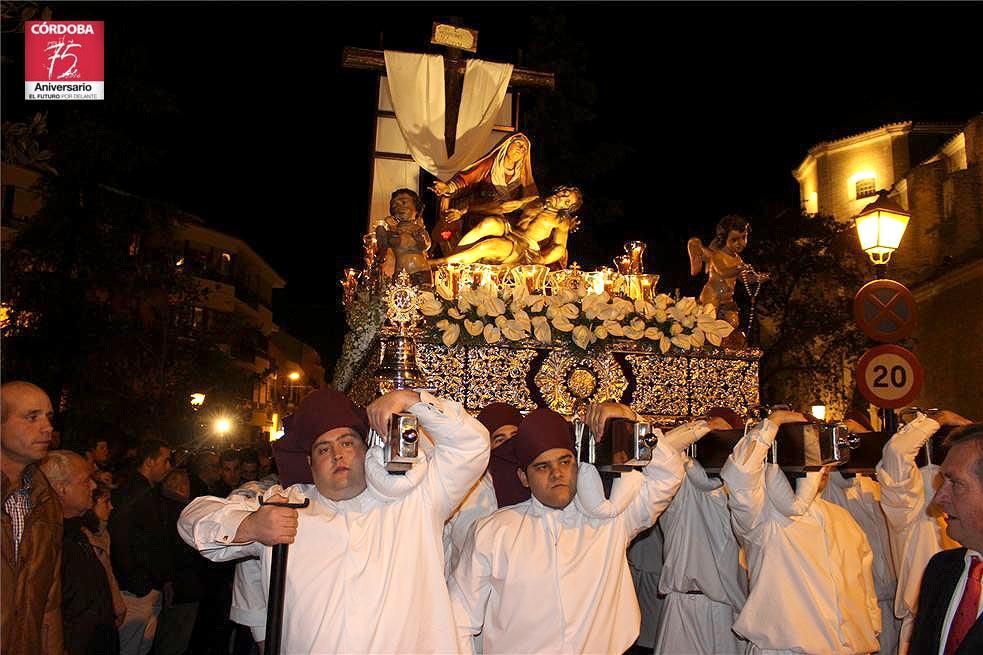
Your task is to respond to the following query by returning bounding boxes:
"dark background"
[4,2,980,376]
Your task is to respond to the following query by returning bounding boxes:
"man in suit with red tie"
[910,422,983,655]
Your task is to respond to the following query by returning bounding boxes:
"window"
[855,178,876,200]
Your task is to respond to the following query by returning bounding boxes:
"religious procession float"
[333,35,769,428]
[332,146,766,424]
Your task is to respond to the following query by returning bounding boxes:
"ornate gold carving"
[350,338,761,419]
[417,343,467,401]
[567,368,597,398]
[688,357,760,416]
[534,350,627,415]
[625,354,689,416]
[466,347,538,411]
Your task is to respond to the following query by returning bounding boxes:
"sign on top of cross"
[342,20,554,158]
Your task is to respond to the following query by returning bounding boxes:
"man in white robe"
[721,410,881,655]
[875,410,971,654]
[178,388,489,654]
[823,470,901,655]
[450,405,692,654]
[655,416,748,655]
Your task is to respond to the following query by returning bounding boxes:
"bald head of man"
[1,381,55,481]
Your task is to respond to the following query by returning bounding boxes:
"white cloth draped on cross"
[383,50,513,180]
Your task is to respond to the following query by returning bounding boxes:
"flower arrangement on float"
[417,280,734,353]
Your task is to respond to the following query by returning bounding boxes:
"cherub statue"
[430,186,582,268]
[375,188,432,286]
[688,214,769,348]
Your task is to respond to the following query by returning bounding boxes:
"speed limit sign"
[856,344,924,409]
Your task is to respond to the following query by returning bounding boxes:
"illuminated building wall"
[795,116,983,419]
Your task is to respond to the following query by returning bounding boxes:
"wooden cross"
[342,22,554,158]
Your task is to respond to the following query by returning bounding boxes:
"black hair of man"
[136,438,170,467]
[238,448,259,465]
[219,448,240,464]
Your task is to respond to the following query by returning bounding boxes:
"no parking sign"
[856,344,923,409]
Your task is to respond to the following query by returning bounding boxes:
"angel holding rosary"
[688,214,769,348]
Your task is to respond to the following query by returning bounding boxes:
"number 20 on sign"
[856,344,924,409]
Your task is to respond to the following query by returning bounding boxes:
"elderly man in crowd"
[876,409,972,654]
[178,387,489,653]
[909,421,983,655]
[41,450,118,655]
[1,380,63,655]
[450,405,699,654]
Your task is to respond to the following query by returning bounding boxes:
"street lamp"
[190,393,206,410]
[213,417,232,437]
[854,191,910,267]
[288,371,301,382]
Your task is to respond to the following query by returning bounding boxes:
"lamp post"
[854,190,910,277]
[853,190,911,434]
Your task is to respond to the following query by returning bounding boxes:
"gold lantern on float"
[624,273,660,302]
[508,264,549,295]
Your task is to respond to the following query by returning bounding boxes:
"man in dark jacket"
[110,439,172,655]
[1,381,64,655]
[41,450,119,655]
[910,422,983,655]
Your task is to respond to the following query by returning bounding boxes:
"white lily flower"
[676,297,697,316]
[654,293,672,309]
[436,319,450,330]
[527,294,547,313]
[559,303,579,320]
[603,320,625,337]
[671,334,692,350]
[418,291,443,317]
[690,327,706,347]
[551,314,575,332]
[483,323,501,344]
[512,310,532,331]
[670,322,683,336]
[495,315,508,328]
[572,325,593,350]
[441,323,460,347]
[660,335,671,353]
[654,309,668,323]
[532,316,552,344]
[464,319,484,336]
[593,324,609,340]
[448,307,464,320]
[644,327,663,341]
[503,321,529,341]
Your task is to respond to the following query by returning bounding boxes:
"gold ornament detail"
[417,343,467,401]
[625,354,689,415]
[688,357,760,416]
[567,368,597,398]
[534,350,627,415]
[466,347,538,411]
[382,270,421,329]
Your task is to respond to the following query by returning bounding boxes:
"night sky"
[4,2,981,374]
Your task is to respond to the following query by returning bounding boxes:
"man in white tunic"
[450,405,689,654]
[875,410,971,654]
[178,388,489,654]
[721,410,881,655]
